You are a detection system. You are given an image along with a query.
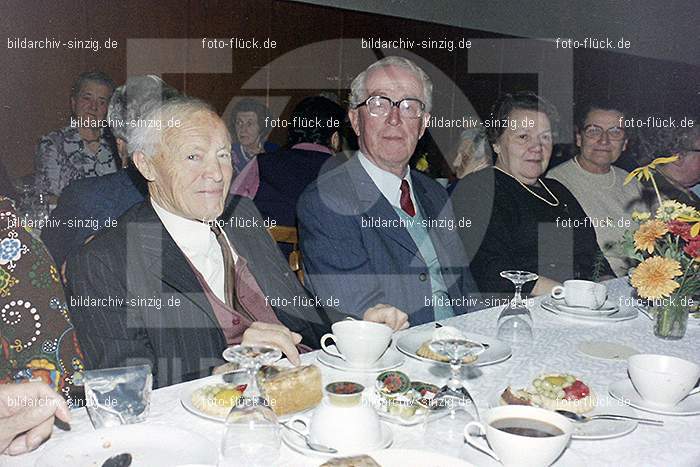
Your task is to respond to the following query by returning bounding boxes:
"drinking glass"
[218,345,282,467]
[423,404,474,459]
[428,339,485,421]
[497,270,538,343]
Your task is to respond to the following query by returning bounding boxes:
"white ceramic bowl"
[628,354,700,406]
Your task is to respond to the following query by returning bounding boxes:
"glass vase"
[653,295,689,340]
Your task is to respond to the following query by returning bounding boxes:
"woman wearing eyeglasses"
[546,104,649,277]
[451,92,614,296]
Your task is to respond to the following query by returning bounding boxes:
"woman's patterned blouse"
[0,195,85,404]
[35,125,117,197]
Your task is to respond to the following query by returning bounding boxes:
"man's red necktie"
[400,179,416,217]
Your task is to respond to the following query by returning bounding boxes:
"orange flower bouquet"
[622,156,699,339]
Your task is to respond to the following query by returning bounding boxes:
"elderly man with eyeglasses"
[298,56,480,326]
[547,103,649,276]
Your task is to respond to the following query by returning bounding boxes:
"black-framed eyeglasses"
[582,124,626,141]
[355,95,426,119]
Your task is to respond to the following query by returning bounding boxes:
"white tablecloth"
[7,278,700,467]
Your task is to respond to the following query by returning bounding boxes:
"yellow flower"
[631,256,682,299]
[633,220,668,254]
[676,213,700,238]
[631,211,651,222]
[415,154,429,172]
[655,200,686,221]
[624,155,679,185]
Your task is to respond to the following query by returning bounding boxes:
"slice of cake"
[258,364,322,416]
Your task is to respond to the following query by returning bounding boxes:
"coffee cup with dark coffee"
[464,405,573,467]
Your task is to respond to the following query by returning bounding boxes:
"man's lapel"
[135,201,220,329]
[346,157,419,256]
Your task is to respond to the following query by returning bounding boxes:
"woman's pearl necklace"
[494,166,560,207]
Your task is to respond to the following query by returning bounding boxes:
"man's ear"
[418,112,430,139]
[330,131,341,152]
[133,151,156,181]
[348,109,361,136]
[622,138,628,152]
[116,138,128,168]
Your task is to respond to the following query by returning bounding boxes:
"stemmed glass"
[428,338,485,421]
[218,345,282,467]
[497,270,538,343]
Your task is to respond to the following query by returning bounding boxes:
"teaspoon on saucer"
[280,420,338,454]
[555,409,663,425]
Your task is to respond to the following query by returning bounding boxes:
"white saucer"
[281,421,393,458]
[396,330,512,367]
[541,299,637,322]
[317,345,404,372]
[35,425,216,467]
[609,378,700,415]
[489,388,638,439]
[547,297,619,315]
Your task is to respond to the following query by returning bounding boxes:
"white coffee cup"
[551,280,607,309]
[464,405,573,467]
[287,399,382,452]
[320,320,392,368]
[628,354,700,406]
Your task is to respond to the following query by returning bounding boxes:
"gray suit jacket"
[298,156,480,326]
[67,197,340,388]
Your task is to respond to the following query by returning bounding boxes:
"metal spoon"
[434,322,490,349]
[555,409,664,425]
[280,420,338,454]
[634,306,654,321]
[101,453,132,467]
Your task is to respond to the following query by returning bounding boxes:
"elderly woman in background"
[452,126,493,178]
[35,71,119,198]
[228,98,279,173]
[547,103,648,277]
[637,122,700,207]
[452,92,613,296]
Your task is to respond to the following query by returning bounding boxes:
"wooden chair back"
[267,225,304,284]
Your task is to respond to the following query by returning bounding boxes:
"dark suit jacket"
[297,155,480,326]
[67,197,341,388]
[254,147,332,227]
[41,168,146,268]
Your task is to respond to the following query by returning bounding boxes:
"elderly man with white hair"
[67,96,407,388]
[298,56,480,326]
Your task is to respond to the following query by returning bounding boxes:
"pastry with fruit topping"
[500,373,596,414]
[191,383,247,417]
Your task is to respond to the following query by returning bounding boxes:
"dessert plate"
[609,378,700,415]
[281,420,392,458]
[369,449,475,467]
[317,345,404,372]
[180,374,312,422]
[35,425,216,467]
[541,299,637,322]
[489,388,637,440]
[396,329,511,367]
